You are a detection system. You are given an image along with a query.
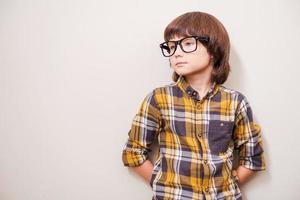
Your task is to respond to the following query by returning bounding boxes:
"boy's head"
[162,11,230,84]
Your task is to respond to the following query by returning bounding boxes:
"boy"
[122,11,266,200]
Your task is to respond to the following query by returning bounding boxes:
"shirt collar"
[176,75,220,100]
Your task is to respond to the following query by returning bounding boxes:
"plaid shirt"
[122,75,266,200]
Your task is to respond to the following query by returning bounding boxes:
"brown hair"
[164,11,231,84]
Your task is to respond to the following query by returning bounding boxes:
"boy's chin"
[175,70,195,76]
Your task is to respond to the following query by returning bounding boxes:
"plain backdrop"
[0,0,300,199]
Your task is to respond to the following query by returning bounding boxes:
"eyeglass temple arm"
[198,36,209,42]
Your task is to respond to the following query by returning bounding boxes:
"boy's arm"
[122,89,161,181]
[233,95,266,184]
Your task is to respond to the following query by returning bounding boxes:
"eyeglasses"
[159,35,209,57]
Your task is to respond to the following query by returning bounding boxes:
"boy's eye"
[167,42,175,50]
[169,45,175,50]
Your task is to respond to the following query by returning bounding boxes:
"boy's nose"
[173,44,184,57]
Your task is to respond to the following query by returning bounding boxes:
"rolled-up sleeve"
[122,89,162,167]
[233,95,266,171]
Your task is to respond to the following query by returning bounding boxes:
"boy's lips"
[175,62,188,66]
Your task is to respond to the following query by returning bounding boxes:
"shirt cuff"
[122,149,148,167]
[239,156,266,171]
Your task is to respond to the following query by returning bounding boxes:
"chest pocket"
[208,120,235,155]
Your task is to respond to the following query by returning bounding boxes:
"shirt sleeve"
[233,95,266,171]
[122,89,162,167]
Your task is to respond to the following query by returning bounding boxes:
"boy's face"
[169,35,213,78]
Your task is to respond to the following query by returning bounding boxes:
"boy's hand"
[236,166,256,185]
[131,159,154,185]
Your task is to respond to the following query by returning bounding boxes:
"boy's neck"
[184,71,213,99]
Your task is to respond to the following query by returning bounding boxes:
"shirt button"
[205,188,209,193]
[197,133,202,137]
[196,104,201,109]
[203,160,208,164]
[220,122,224,126]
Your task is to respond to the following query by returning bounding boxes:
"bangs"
[164,14,206,41]
[164,25,191,41]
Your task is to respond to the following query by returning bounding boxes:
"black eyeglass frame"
[159,35,210,57]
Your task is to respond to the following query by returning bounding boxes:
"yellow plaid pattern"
[122,75,266,200]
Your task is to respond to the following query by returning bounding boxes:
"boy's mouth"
[176,62,187,66]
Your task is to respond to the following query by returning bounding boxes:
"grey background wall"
[0,0,299,199]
